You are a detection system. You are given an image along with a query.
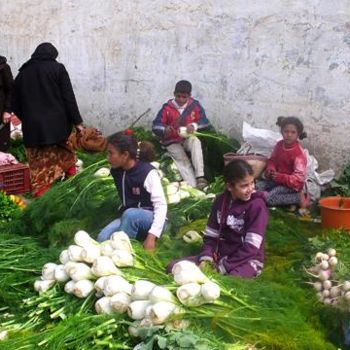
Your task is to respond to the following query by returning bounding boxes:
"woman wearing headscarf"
[12,42,84,197]
[0,55,14,150]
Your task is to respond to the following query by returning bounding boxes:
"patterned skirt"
[26,142,76,193]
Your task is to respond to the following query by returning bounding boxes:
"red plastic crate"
[0,163,31,195]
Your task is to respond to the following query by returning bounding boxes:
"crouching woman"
[168,159,269,278]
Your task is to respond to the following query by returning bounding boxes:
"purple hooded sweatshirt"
[199,190,268,277]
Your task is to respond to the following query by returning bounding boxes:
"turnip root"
[95,297,113,314]
[176,283,205,306]
[127,300,151,320]
[200,281,221,302]
[103,275,132,296]
[42,263,57,280]
[100,241,115,257]
[342,281,350,292]
[64,280,76,294]
[91,256,121,277]
[110,231,133,252]
[149,286,176,303]
[54,264,69,282]
[34,279,55,293]
[322,289,330,298]
[315,252,323,262]
[313,281,323,291]
[328,257,338,266]
[149,301,177,325]
[131,280,156,300]
[321,254,329,261]
[322,280,332,290]
[81,245,101,264]
[110,292,131,313]
[73,279,94,298]
[172,260,199,275]
[59,250,70,264]
[323,298,332,305]
[319,260,329,270]
[318,269,331,281]
[74,230,99,248]
[94,276,108,297]
[329,286,341,298]
[111,250,134,267]
[327,248,336,257]
[69,263,94,281]
[67,245,84,262]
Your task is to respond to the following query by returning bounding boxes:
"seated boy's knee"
[188,135,201,146]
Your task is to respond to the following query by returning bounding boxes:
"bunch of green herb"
[328,162,350,196]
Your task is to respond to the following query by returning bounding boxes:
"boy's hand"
[186,124,195,134]
[143,233,157,251]
[164,126,175,138]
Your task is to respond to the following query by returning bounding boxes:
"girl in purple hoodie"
[168,159,269,278]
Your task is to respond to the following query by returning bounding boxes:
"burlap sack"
[223,152,267,179]
[69,128,107,152]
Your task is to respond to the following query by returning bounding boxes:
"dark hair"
[276,116,307,140]
[223,159,254,184]
[174,80,192,95]
[107,131,156,162]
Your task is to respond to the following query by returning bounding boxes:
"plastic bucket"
[319,196,350,230]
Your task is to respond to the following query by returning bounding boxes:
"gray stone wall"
[1,0,350,172]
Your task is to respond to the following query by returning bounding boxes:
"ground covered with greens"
[0,130,349,350]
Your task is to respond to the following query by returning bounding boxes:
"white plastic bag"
[240,122,281,157]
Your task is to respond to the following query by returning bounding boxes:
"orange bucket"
[319,196,350,230]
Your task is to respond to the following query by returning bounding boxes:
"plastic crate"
[0,163,31,195]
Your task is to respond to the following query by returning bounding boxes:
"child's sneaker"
[196,177,208,190]
[299,192,311,208]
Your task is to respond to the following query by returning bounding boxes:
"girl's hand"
[270,171,279,180]
[265,169,275,179]
[143,233,157,251]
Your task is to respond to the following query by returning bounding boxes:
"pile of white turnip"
[306,248,350,309]
[150,161,214,204]
[34,231,221,329]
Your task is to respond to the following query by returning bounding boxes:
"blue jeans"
[97,208,155,242]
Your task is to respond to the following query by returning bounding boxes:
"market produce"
[0,134,346,350]
[306,248,350,310]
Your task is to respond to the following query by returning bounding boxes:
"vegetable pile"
[0,130,349,349]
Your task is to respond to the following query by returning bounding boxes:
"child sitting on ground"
[167,159,269,278]
[257,116,309,208]
[97,131,167,250]
[152,80,210,190]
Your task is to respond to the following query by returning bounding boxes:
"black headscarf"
[0,56,7,70]
[19,43,59,71]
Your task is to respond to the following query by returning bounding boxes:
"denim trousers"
[97,208,154,242]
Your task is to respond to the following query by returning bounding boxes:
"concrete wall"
[1,0,350,172]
